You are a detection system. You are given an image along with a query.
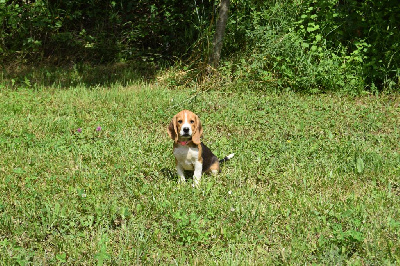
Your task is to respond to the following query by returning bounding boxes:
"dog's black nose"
[183,127,190,133]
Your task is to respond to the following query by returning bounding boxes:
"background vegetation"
[1,0,399,92]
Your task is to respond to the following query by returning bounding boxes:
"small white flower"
[228,190,232,195]
[230,207,235,212]
[81,193,87,198]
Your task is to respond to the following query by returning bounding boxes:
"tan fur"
[191,114,203,145]
[167,110,202,144]
[167,118,178,142]
[197,142,203,162]
[207,161,220,174]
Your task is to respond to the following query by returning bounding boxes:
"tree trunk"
[208,0,230,71]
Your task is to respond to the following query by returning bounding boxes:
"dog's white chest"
[174,145,199,170]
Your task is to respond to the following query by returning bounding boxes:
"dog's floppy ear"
[191,115,203,145]
[167,116,178,142]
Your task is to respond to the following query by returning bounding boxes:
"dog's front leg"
[176,164,186,183]
[193,161,202,187]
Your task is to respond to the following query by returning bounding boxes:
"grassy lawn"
[0,84,399,264]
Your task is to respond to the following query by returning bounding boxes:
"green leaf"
[327,130,334,140]
[356,158,364,173]
[307,24,320,32]
[13,168,25,174]
[56,253,67,262]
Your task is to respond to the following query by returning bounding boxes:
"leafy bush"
[0,0,54,61]
[0,0,214,63]
[227,28,365,93]
[294,0,400,90]
[220,0,399,93]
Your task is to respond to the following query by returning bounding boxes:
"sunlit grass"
[0,84,399,264]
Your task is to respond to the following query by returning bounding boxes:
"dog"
[167,110,234,187]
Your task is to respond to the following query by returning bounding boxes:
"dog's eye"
[177,120,183,124]
[190,120,195,124]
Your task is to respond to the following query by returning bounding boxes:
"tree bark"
[208,0,230,70]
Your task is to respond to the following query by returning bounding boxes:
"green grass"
[0,84,399,264]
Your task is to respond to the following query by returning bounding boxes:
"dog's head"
[167,110,203,144]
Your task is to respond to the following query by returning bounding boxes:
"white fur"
[193,160,202,187]
[176,164,186,183]
[226,153,235,160]
[180,112,192,137]
[174,144,202,186]
[174,145,199,170]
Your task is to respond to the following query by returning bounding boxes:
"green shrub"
[220,0,399,93]
[294,0,400,91]
[0,0,214,64]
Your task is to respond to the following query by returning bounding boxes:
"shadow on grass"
[161,168,195,183]
[161,168,177,181]
[1,61,159,89]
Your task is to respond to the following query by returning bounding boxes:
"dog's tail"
[219,153,235,164]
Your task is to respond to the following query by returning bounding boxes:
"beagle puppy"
[167,110,234,187]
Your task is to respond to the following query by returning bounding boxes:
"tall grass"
[0,62,159,89]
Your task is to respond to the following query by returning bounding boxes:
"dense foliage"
[1,0,399,92]
[0,0,214,63]
[222,0,400,92]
